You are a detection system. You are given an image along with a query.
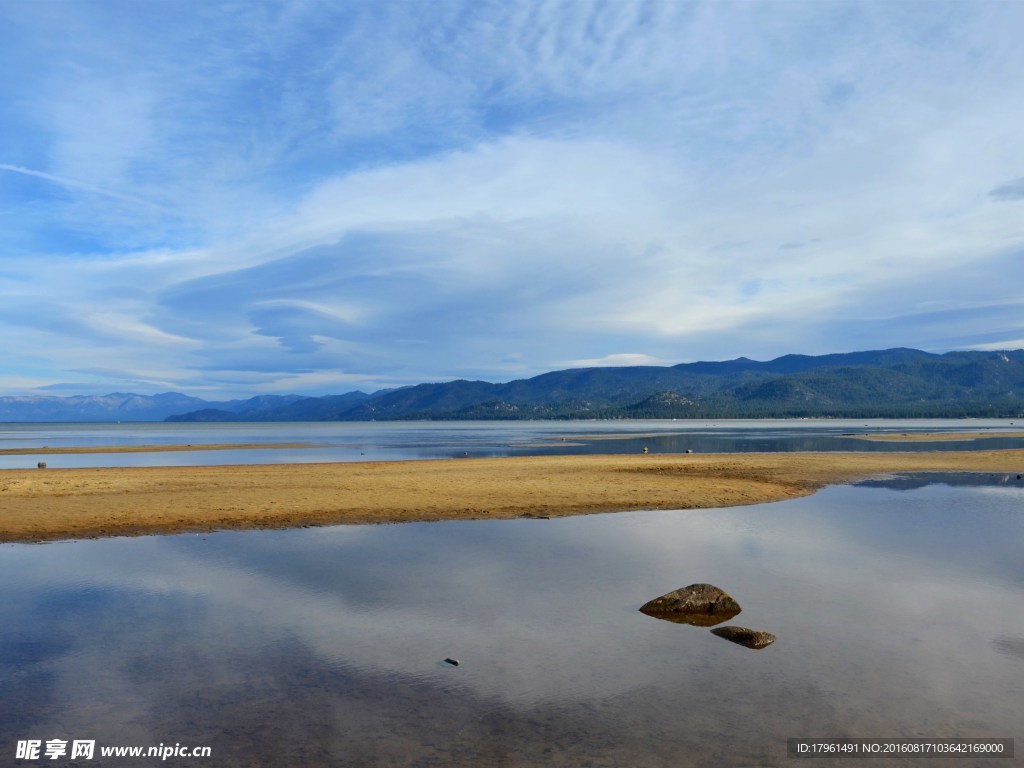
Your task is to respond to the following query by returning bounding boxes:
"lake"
[3,418,1024,469]
[1,422,1022,765]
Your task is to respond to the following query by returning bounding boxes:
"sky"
[2,0,1024,399]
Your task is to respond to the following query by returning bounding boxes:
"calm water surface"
[2,419,1024,468]
[1,476,1022,766]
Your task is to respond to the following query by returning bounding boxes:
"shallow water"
[2,418,1024,469]
[1,476,1021,766]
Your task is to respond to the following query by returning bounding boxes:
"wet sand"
[851,431,1024,442]
[2,450,1023,543]
[519,433,681,447]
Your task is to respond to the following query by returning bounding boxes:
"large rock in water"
[710,626,776,650]
[638,583,742,626]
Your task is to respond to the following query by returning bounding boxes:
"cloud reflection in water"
[1,479,1022,765]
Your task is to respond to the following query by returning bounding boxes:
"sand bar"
[0,442,317,456]
[2,450,1023,543]
[850,431,1024,442]
[540,432,688,441]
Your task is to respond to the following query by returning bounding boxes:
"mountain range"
[2,348,1023,422]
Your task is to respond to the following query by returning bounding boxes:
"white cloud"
[3,1,1024,395]
[555,353,678,368]
[968,339,1024,353]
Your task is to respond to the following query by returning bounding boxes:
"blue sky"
[2,0,1023,398]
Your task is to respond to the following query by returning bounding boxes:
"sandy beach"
[2,449,1023,543]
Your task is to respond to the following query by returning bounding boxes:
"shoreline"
[0,442,318,456]
[2,450,1023,544]
[849,431,1024,442]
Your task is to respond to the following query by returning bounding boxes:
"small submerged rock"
[639,583,741,627]
[710,626,776,650]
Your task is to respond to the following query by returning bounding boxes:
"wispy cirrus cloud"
[0,163,169,211]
